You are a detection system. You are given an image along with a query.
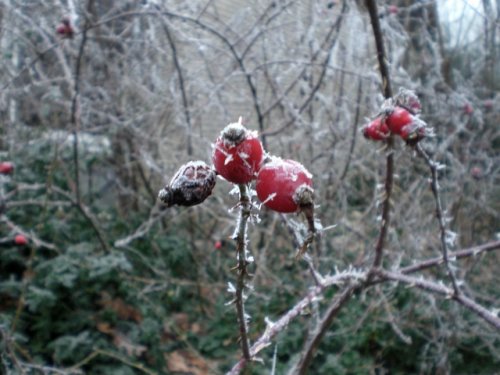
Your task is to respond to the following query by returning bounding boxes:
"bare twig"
[400,239,500,274]
[228,237,500,373]
[339,77,363,181]
[0,215,59,252]
[160,19,193,156]
[416,144,461,295]
[375,269,500,331]
[365,0,394,274]
[290,283,361,375]
[227,270,366,375]
[70,1,92,205]
[114,206,168,248]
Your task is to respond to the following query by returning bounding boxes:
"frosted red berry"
[471,166,482,180]
[14,234,28,246]
[386,107,414,135]
[56,18,74,39]
[388,5,399,14]
[212,120,264,184]
[463,103,474,115]
[256,158,313,213]
[362,117,390,141]
[214,240,223,249]
[0,161,14,175]
[158,161,216,207]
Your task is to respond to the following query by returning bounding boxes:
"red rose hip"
[212,119,264,184]
[256,158,313,213]
[14,234,28,246]
[0,161,14,175]
[362,117,390,141]
[385,107,414,135]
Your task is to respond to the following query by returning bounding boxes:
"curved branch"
[161,20,193,155]
[375,269,500,331]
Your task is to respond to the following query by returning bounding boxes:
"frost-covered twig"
[400,239,500,274]
[232,184,252,361]
[290,283,361,375]
[366,0,394,274]
[70,1,91,205]
[228,237,500,373]
[0,215,59,252]
[375,269,500,331]
[416,144,461,295]
[227,270,366,375]
[114,206,169,248]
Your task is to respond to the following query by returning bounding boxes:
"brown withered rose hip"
[158,161,216,207]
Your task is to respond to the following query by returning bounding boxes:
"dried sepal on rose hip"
[212,118,264,184]
[394,88,422,114]
[158,161,216,207]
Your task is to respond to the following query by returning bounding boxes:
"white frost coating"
[169,160,211,189]
[224,153,234,166]
[261,156,313,179]
[238,151,252,169]
[445,230,458,247]
[227,282,236,293]
[262,192,277,204]
[229,185,240,196]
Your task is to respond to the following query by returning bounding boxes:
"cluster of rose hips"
[158,118,314,217]
[362,89,432,145]
[0,161,28,246]
[56,18,74,39]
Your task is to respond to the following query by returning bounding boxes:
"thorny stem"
[375,269,500,331]
[234,184,252,362]
[400,239,500,274]
[228,238,500,374]
[366,0,394,277]
[416,144,461,295]
[291,283,361,375]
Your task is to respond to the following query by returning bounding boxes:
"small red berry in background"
[212,118,264,184]
[256,158,313,213]
[14,234,28,246]
[158,161,216,207]
[471,166,483,180]
[463,102,474,115]
[214,240,223,249]
[483,99,494,110]
[56,18,74,39]
[388,5,399,15]
[0,161,14,175]
[362,117,390,141]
